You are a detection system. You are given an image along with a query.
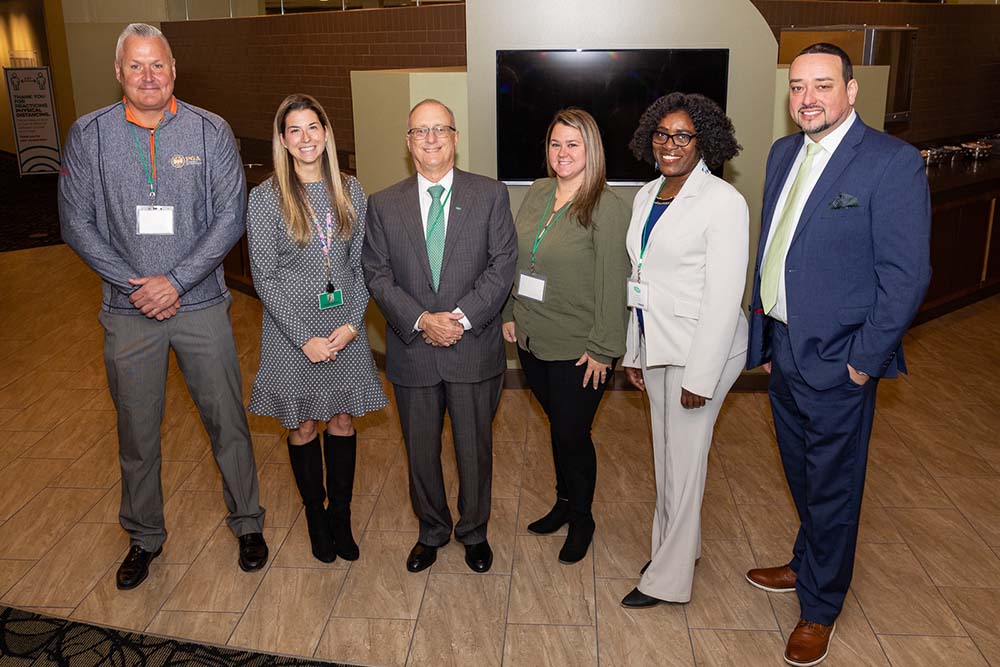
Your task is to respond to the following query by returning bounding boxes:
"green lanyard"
[636,196,673,281]
[530,187,572,272]
[129,124,160,201]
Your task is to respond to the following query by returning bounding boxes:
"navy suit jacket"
[746,117,932,391]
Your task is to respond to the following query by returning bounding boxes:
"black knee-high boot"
[288,437,337,563]
[324,431,359,560]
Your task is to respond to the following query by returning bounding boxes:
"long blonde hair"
[271,94,356,246]
[544,108,607,228]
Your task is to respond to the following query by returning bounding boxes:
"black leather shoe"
[640,560,651,575]
[559,517,595,564]
[116,545,162,590]
[464,540,493,573]
[527,499,570,535]
[238,532,269,572]
[406,542,439,572]
[621,587,664,608]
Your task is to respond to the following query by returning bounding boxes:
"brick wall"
[161,4,466,160]
[750,1,1000,144]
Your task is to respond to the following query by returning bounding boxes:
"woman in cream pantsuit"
[620,93,748,608]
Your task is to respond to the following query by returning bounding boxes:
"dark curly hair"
[629,92,741,170]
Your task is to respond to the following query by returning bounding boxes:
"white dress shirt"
[762,110,857,324]
[413,169,471,330]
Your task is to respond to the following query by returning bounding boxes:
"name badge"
[318,289,343,310]
[518,272,546,302]
[136,205,175,235]
[627,280,649,310]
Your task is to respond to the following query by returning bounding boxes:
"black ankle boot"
[288,437,336,563]
[559,515,595,564]
[324,431,359,560]
[527,498,570,535]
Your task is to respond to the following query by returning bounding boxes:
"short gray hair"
[115,23,172,64]
[408,98,456,127]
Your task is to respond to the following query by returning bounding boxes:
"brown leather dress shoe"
[784,618,836,666]
[746,564,797,593]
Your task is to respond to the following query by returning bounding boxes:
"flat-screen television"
[497,49,730,185]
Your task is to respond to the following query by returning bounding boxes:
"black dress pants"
[517,346,614,521]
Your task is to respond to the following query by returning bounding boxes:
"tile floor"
[1,245,998,666]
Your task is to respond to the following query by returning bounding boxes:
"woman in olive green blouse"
[502,108,631,563]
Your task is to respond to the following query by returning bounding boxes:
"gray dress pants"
[99,297,265,551]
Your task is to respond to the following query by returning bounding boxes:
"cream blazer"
[624,161,749,399]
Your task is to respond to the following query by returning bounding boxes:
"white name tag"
[518,272,546,302]
[136,205,175,235]
[627,280,649,310]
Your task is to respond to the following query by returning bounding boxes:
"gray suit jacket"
[362,168,518,387]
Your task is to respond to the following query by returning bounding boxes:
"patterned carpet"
[0,152,62,253]
[0,606,359,666]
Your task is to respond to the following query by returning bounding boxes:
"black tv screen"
[497,49,730,184]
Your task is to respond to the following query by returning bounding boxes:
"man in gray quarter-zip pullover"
[58,23,268,591]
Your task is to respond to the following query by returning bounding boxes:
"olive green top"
[502,178,631,364]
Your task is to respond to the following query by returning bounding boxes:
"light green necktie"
[426,184,446,291]
[761,142,824,315]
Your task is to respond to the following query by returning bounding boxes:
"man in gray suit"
[363,99,517,574]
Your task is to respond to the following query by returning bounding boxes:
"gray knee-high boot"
[288,437,337,563]
[324,431,359,560]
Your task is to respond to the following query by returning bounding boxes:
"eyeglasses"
[406,125,456,139]
[652,131,697,147]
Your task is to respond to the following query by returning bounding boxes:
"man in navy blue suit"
[744,43,931,666]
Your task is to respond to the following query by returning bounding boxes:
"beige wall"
[465,0,778,307]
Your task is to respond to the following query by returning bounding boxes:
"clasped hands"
[129,275,180,321]
[420,311,465,347]
[302,324,359,363]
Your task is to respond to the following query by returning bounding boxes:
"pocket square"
[830,193,859,210]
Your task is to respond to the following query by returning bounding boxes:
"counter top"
[925,155,1000,198]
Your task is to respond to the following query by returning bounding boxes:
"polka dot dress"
[246,176,387,428]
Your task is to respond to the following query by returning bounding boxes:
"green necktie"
[426,184,446,291]
[760,142,824,315]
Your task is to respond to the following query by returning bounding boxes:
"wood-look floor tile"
[0,430,46,470]
[689,629,786,667]
[701,469,746,541]
[2,523,127,608]
[936,476,1000,546]
[0,408,19,429]
[866,438,953,509]
[332,530,427,620]
[368,461,420,532]
[595,577,693,667]
[160,490,227,564]
[161,525,286,613]
[886,508,1000,587]
[146,610,241,646]
[507,534,595,625]
[887,419,995,478]
[81,391,115,412]
[353,436,403,495]
[877,635,989,667]
[858,504,904,544]
[502,624,597,667]
[271,494,375,570]
[493,388,533,443]
[160,412,211,461]
[50,431,121,489]
[315,617,414,667]
[722,457,795,509]
[940,587,1000,665]
[22,410,117,460]
[447,437,522,500]
[17,606,76,618]
[433,496,516,575]
[0,487,104,559]
[0,457,73,521]
[81,460,197,525]
[228,566,345,656]
[771,590,888,666]
[1,388,98,432]
[408,573,509,667]
[0,370,77,410]
[257,461,303,528]
[72,562,188,631]
[0,559,34,598]
[737,501,798,568]
[851,542,965,635]
[594,434,654,503]
[593,501,654,579]
[685,539,778,631]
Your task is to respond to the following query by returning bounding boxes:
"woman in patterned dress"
[246,94,387,563]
